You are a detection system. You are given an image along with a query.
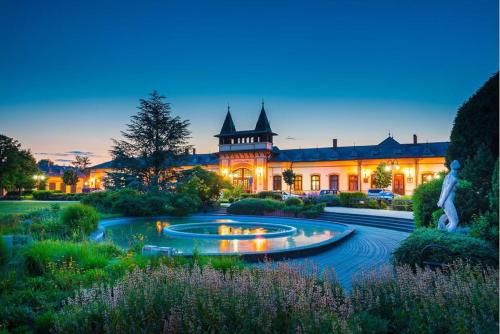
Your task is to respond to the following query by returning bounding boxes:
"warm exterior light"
[256,167,263,176]
[384,165,391,172]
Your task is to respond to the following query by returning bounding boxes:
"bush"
[165,192,201,216]
[285,197,303,206]
[392,228,498,267]
[413,178,482,228]
[391,198,413,211]
[339,192,367,207]
[283,205,303,217]
[60,204,99,235]
[257,191,282,201]
[306,194,339,206]
[32,190,85,201]
[302,203,326,218]
[227,199,284,215]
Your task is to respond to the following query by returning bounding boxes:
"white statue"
[437,160,460,232]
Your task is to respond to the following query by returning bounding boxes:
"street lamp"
[33,174,45,190]
[385,159,400,171]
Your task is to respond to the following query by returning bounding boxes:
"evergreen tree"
[374,163,392,189]
[447,73,499,198]
[109,91,191,189]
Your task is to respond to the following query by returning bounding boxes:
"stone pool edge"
[91,214,356,262]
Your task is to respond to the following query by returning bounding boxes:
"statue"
[437,160,460,232]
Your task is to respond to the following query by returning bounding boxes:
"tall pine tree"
[108,91,191,190]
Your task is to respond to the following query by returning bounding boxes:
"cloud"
[66,150,94,156]
[55,159,74,163]
[35,150,96,157]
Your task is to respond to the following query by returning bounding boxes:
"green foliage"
[304,194,339,206]
[60,204,99,235]
[413,177,481,228]
[32,190,85,201]
[392,228,498,267]
[339,192,367,207]
[108,91,191,190]
[62,169,79,186]
[285,196,302,206]
[227,198,284,215]
[447,73,498,191]
[301,203,326,218]
[177,166,230,209]
[256,191,283,201]
[222,184,243,201]
[391,198,413,211]
[165,192,201,216]
[282,168,296,192]
[374,163,392,189]
[0,134,38,194]
[471,159,499,247]
[0,237,8,265]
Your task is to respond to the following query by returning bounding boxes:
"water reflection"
[218,237,269,252]
[217,224,267,236]
[156,221,170,234]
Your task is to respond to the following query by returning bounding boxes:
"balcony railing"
[219,142,272,152]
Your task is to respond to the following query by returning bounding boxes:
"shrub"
[283,205,303,217]
[391,198,413,211]
[227,198,284,215]
[60,204,99,235]
[0,214,24,235]
[112,192,150,216]
[285,197,303,206]
[306,194,339,206]
[413,177,481,228]
[392,228,498,267]
[339,192,367,207]
[165,192,201,216]
[257,191,282,201]
[302,203,326,218]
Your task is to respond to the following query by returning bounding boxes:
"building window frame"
[293,174,303,192]
[311,174,321,191]
[273,175,282,191]
[348,174,358,191]
[421,172,434,184]
[328,174,339,191]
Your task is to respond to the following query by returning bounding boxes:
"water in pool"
[103,216,347,255]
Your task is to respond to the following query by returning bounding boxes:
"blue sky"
[0,0,498,164]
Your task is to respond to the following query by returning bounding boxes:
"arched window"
[273,175,282,191]
[232,168,253,192]
[311,175,320,191]
[329,174,339,190]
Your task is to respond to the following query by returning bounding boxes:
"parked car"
[319,189,338,195]
[367,188,394,201]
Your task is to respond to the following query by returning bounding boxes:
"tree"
[282,168,296,193]
[447,73,499,198]
[62,169,79,187]
[109,91,191,190]
[374,163,392,189]
[177,166,231,209]
[0,134,38,194]
[72,155,91,173]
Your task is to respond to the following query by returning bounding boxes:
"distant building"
[89,103,448,196]
[38,160,86,193]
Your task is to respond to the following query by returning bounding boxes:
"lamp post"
[32,174,45,190]
[384,159,400,172]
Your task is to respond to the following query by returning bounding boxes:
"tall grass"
[55,261,498,334]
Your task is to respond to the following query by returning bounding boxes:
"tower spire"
[219,106,236,134]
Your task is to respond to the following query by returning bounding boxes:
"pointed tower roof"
[219,106,236,134]
[254,101,273,132]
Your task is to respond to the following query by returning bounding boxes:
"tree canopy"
[62,169,79,186]
[108,91,191,190]
[0,134,38,193]
[374,163,392,189]
[282,168,296,193]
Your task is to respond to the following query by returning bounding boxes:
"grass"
[0,201,76,217]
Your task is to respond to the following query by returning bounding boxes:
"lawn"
[0,200,77,217]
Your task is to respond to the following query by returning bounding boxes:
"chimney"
[413,134,417,144]
[332,138,338,149]
[192,148,196,155]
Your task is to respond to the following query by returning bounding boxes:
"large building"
[89,104,449,196]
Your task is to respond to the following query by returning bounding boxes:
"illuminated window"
[311,175,320,191]
[293,175,303,191]
[273,175,282,191]
[421,173,434,184]
[348,175,358,191]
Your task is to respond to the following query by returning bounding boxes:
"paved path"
[279,223,408,289]
[324,206,413,219]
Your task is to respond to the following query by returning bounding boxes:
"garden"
[1,80,499,333]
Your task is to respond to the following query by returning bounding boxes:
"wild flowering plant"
[55,261,498,334]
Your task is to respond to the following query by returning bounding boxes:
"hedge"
[227,199,284,215]
[339,192,367,207]
[392,228,498,267]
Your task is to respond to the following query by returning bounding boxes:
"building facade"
[89,104,449,196]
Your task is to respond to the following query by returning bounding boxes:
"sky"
[0,0,498,165]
